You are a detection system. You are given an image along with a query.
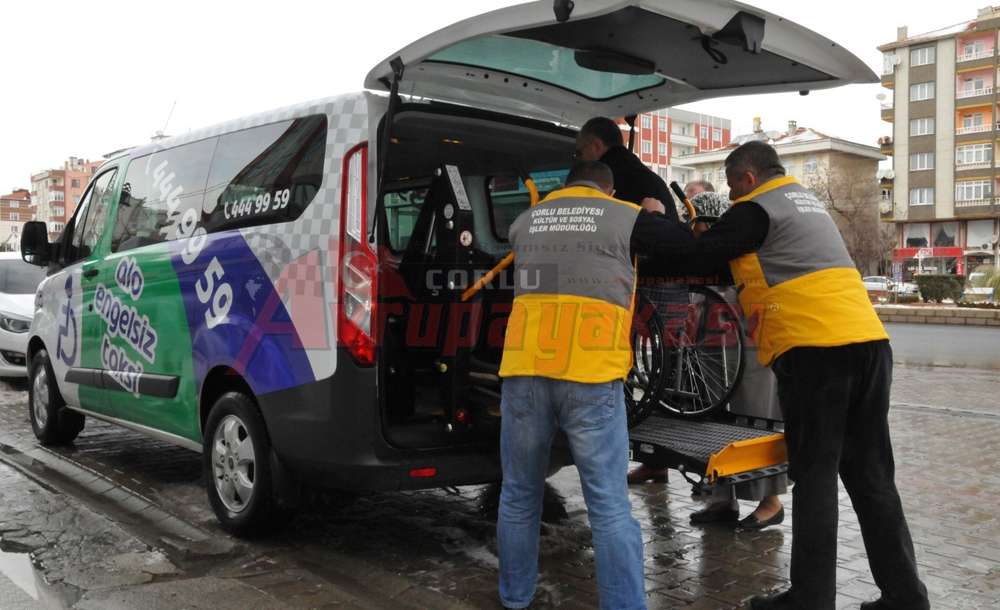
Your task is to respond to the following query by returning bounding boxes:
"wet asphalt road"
[0,324,997,609]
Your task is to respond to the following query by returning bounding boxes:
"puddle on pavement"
[0,546,39,600]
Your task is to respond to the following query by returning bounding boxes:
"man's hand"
[641,197,665,215]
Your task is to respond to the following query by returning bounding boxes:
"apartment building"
[679,119,884,196]
[622,108,731,185]
[0,189,33,251]
[30,157,102,238]
[879,6,1000,278]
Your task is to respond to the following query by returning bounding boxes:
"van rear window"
[428,35,664,100]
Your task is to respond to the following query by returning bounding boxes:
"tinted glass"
[0,259,45,294]
[80,169,118,254]
[428,35,664,100]
[112,138,217,252]
[202,115,327,233]
[384,186,429,251]
[487,169,569,240]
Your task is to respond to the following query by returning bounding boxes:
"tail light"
[338,143,377,366]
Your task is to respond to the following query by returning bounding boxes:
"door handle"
[82,268,99,279]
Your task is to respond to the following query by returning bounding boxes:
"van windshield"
[427,35,665,100]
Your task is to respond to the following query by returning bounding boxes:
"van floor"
[384,384,501,449]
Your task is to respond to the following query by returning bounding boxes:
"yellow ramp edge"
[704,433,787,483]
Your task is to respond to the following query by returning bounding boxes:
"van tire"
[28,350,85,446]
[203,392,284,536]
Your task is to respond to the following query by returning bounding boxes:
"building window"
[967,219,996,249]
[658,119,667,132]
[803,157,819,174]
[909,152,935,171]
[881,188,892,201]
[961,113,985,129]
[961,39,987,59]
[909,81,935,101]
[904,223,930,247]
[700,126,708,138]
[641,141,652,154]
[8,202,18,209]
[909,187,934,206]
[882,52,897,75]
[658,143,667,156]
[909,117,935,136]
[70,179,80,188]
[956,143,992,166]
[955,180,992,202]
[51,191,64,202]
[10,213,18,221]
[712,128,722,141]
[959,76,988,96]
[910,46,935,67]
[52,207,64,217]
[931,222,958,247]
[641,115,652,128]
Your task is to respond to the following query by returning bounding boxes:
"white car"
[862,276,893,292]
[894,281,919,296]
[0,252,45,376]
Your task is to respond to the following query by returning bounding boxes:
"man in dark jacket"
[575,117,678,222]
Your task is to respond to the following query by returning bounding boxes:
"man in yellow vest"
[641,141,928,610]
[497,160,692,610]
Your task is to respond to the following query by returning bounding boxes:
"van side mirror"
[21,221,52,267]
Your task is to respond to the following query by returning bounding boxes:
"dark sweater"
[600,145,679,223]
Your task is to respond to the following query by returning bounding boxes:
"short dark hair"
[580,117,625,149]
[566,161,614,191]
[685,180,715,193]
[724,141,786,180]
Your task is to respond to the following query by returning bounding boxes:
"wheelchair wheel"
[657,286,744,418]
[624,293,667,428]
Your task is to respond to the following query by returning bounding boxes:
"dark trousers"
[772,340,929,610]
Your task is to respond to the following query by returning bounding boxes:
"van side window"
[112,138,216,252]
[486,169,569,240]
[202,115,327,233]
[64,169,118,263]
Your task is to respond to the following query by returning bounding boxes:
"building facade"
[879,7,1000,278]
[0,189,33,251]
[620,109,732,185]
[30,157,102,238]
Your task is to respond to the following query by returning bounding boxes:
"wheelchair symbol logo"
[56,276,77,365]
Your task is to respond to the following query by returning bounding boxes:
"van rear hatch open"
[366,0,877,126]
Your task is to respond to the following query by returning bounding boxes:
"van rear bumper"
[256,348,505,491]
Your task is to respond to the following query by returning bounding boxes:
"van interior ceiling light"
[701,11,767,65]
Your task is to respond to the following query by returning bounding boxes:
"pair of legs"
[498,376,645,610]
[751,341,928,610]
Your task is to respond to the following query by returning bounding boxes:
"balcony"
[956,198,994,208]
[878,136,893,156]
[881,103,894,122]
[956,124,994,135]
[957,49,994,62]
[956,160,993,171]
[670,132,697,147]
[956,86,994,100]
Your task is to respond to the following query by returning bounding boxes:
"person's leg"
[838,342,929,610]
[498,376,558,609]
[757,347,851,610]
[690,486,739,524]
[557,379,646,610]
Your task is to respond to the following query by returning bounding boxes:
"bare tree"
[806,166,894,276]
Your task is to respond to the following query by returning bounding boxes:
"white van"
[19,0,876,534]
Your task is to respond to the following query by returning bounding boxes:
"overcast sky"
[0,1,982,192]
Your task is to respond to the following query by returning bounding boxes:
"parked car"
[0,252,45,376]
[862,276,893,292]
[894,280,919,296]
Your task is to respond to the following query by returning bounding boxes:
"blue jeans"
[497,376,646,610]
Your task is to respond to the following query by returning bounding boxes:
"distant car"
[0,252,45,376]
[894,281,919,296]
[862,276,893,292]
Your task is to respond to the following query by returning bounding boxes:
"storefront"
[892,246,965,278]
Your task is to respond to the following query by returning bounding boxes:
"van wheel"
[203,392,280,536]
[28,350,85,446]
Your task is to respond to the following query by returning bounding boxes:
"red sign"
[892,247,965,261]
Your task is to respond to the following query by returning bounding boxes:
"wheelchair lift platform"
[628,414,788,490]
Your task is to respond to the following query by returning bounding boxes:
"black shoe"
[748,590,801,610]
[690,504,739,524]
[737,507,785,531]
